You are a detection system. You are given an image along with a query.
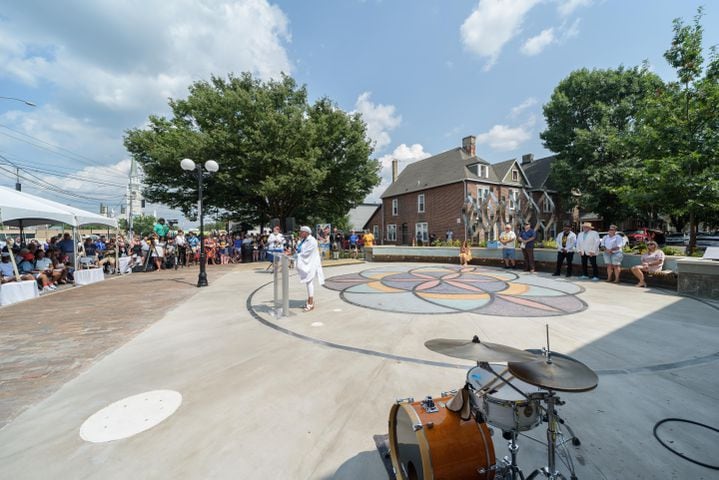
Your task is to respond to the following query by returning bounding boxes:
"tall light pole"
[0,96,36,107]
[181,158,219,287]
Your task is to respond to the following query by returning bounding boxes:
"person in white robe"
[296,226,324,311]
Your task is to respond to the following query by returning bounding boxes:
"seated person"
[80,237,99,268]
[99,239,116,273]
[630,241,666,288]
[48,249,69,284]
[459,240,472,267]
[1,251,34,283]
[32,249,62,291]
[17,251,55,292]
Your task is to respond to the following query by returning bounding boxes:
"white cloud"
[477,124,532,151]
[354,92,402,153]
[557,0,593,17]
[510,98,538,118]
[460,0,541,70]
[366,143,430,201]
[562,18,581,39]
[0,0,292,129]
[521,28,556,56]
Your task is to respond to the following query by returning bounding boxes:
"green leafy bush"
[661,246,681,256]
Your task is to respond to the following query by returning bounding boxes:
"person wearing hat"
[576,222,601,280]
[296,226,325,312]
[499,224,517,269]
[553,223,577,277]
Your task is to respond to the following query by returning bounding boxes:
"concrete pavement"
[1,262,717,479]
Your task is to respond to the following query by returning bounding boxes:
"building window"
[415,222,429,242]
[477,186,490,202]
[509,189,519,210]
[542,196,552,213]
[387,224,397,241]
[417,194,425,213]
[480,165,489,178]
[511,169,519,182]
[392,198,398,216]
[373,224,379,239]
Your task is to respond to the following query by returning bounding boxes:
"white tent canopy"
[0,186,118,228]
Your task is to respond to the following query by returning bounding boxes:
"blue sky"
[0,0,716,224]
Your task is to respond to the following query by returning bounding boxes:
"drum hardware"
[420,396,439,414]
[440,389,458,397]
[396,397,415,404]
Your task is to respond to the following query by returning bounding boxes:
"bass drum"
[389,395,495,480]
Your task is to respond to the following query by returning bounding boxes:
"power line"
[0,123,112,168]
[0,166,122,202]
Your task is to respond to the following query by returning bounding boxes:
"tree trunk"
[688,211,697,255]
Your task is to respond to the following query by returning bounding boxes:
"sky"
[0,0,717,226]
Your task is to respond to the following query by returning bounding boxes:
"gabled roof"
[493,158,530,186]
[522,155,556,190]
[348,203,380,231]
[381,147,494,198]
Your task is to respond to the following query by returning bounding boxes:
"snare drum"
[389,394,495,480]
[466,365,542,432]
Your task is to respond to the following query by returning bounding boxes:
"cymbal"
[425,336,540,363]
[508,354,598,392]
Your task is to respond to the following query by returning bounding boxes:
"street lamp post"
[0,96,37,107]
[181,158,219,287]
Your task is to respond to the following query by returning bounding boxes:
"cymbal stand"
[526,391,578,480]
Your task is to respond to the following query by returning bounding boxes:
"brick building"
[364,135,561,245]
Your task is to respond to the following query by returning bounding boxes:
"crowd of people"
[2,217,669,297]
[465,221,666,287]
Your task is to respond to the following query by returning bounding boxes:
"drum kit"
[388,328,598,480]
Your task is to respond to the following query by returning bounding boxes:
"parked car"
[664,232,688,246]
[696,231,719,247]
[626,228,665,246]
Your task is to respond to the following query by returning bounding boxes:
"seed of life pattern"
[323,265,587,317]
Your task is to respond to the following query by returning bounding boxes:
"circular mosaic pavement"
[324,265,587,317]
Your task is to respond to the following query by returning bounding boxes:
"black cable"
[653,418,719,470]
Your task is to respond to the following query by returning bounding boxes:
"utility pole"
[15,167,21,191]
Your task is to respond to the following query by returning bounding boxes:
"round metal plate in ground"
[80,390,182,443]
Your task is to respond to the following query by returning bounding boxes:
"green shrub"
[478,240,487,247]
[661,246,680,256]
[542,239,557,249]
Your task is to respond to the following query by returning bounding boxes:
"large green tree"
[630,8,719,252]
[540,66,664,224]
[124,73,380,230]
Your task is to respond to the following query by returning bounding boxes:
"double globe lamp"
[180,158,219,287]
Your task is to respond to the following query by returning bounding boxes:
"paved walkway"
[1,262,717,479]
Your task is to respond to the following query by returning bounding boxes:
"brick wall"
[382,183,466,244]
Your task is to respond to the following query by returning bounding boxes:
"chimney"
[462,135,476,157]
[521,153,534,165]
[391,158,398,183]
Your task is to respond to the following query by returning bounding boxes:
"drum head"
[389,403,427,480]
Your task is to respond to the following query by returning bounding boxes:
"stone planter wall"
[365,246,682,289]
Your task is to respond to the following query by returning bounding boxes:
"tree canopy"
[540,66,664,222]
[124,73,380,230]
[541,8,718,250]
[629,8,719,251]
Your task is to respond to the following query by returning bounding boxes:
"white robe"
[296,235,325,285]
